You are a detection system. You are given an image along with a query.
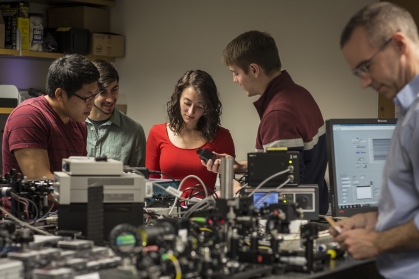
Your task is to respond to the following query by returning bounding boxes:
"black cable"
[143,208,159,220]
[149,170,176,182]
[212,191,219,199]
[234,186,247,197]
[182,186,203,199]
[237,172,248,185]
[123,167,177,183]
[182,184,216,200]
[151,194,174,201]
[146,200,173,208]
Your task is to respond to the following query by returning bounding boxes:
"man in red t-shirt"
[2,54,100,179]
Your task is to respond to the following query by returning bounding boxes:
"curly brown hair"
[166,70,222,142]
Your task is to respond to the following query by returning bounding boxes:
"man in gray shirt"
[86,59,146,167]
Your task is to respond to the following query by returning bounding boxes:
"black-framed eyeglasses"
[352,37,393,77]
[71,91,100,103]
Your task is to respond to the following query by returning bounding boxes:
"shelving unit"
[0,0,115,7]
[0,49,115,62]
[0,0,117,62]
[0,49,19,56]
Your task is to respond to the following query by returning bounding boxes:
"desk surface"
[270,257,383,279]
[98,256,384,279]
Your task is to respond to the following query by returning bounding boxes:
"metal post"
[220,157,234,199]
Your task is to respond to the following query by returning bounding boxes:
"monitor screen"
[253,192,279,209]
[326,118,397,217]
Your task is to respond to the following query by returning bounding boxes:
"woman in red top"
[146,70,235,199]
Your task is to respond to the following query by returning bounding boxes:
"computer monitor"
[326,118,397,217]
[252,192,279,209]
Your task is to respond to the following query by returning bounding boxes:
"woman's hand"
[201,152,232,173]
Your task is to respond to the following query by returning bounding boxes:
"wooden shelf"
[11,0,116,6]
[20,50,63,59]
[0,49,115,62]
[0,108,15,114]
[66,0,115,6]
[0,49,19,56]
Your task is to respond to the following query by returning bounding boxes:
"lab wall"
[111,0,377,161]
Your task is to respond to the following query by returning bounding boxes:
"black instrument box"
[248,151,300,187]
[44,27,90,55]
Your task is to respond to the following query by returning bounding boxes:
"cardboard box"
[90,33,124,57]
[48,6,110,33]
[0,12,4,49]
[0,1,30,50]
